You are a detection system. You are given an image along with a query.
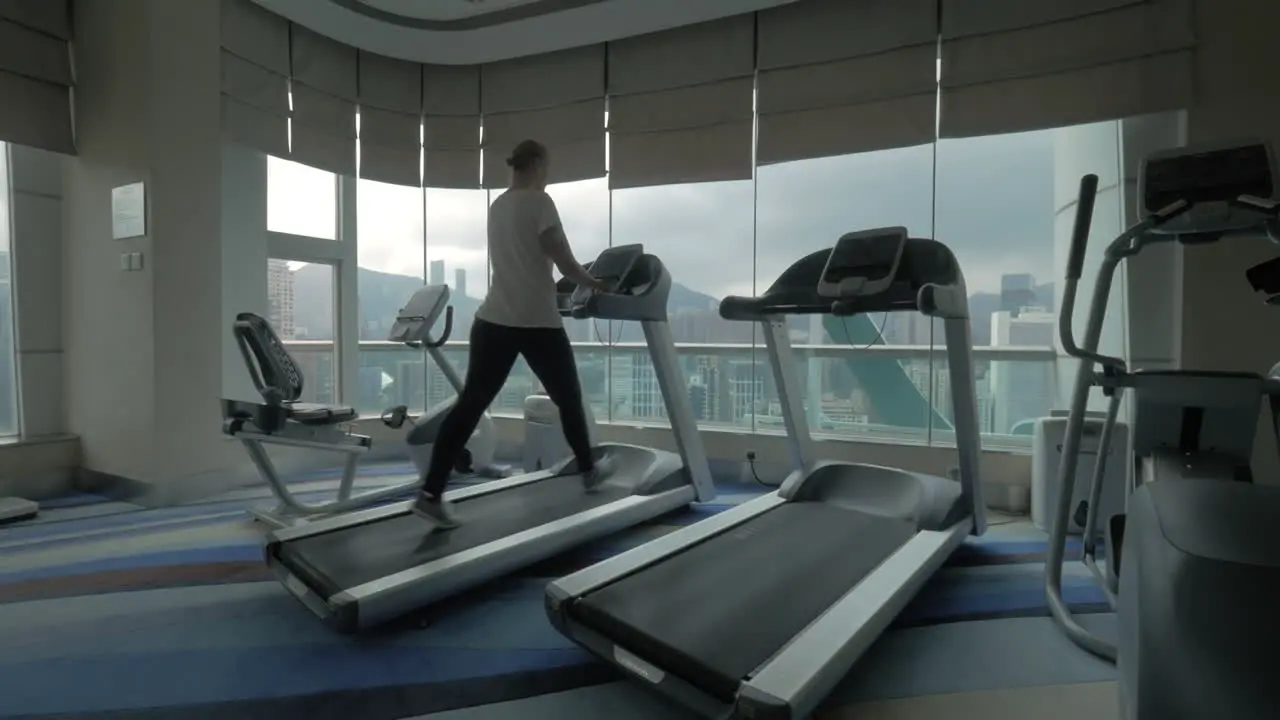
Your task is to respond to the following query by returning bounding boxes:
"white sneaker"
[582,455,614,493]
[411,493,460,530]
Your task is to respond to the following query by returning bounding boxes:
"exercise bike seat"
[286,402,358,425]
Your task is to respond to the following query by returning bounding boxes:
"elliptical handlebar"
[1057,174,1127,372]
[1065,175,1099,282]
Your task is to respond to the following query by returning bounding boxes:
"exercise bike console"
[388,285,454,349]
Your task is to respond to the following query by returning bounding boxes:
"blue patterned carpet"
[0,464,1111,719]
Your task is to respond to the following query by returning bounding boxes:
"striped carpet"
[0,463,1114,719]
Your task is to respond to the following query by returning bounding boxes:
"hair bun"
[505,156,516,167]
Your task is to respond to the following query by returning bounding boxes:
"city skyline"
[263,122,1083,440]
[270,253,1055,437]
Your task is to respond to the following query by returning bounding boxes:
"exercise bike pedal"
[1104,512,1126,594]
[381,405,409,429]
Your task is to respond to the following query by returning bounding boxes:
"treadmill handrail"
[720,292,834,320]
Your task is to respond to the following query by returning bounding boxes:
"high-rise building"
[1000,273,1038,315]
[429,259,445,287]
[266,258,296,338]
[989,308,1055,434]
[455,268,467,299]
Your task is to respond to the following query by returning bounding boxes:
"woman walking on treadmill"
[413,139,611,530]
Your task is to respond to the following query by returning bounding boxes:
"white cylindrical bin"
[522,394,600,473]
[1031,412,1130,534]
[524,396,570,473]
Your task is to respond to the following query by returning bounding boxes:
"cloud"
[304,124,1077,304]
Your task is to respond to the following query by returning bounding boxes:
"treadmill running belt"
[570,502,916,703]
[275,474,628,598]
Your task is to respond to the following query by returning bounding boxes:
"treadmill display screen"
[587,244,644,293]
[819,228,907,298]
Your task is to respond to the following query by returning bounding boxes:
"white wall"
[221,144,269,403]
[61,0,257,502]
[64,0,158,485]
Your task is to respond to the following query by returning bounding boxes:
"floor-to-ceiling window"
[611,179,755,427]
[265,156,340,404]
[260,117,1123,450]
[0,143,17,436]
[355,178,426,415]
[256,73,1137,455]
[756,146,938,442]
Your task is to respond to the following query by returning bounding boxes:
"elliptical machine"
[1046,140,1280,719]
[380,285,508,479]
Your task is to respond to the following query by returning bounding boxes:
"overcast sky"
[268,125,1080,304]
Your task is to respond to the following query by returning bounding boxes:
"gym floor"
[0,463,1120,719]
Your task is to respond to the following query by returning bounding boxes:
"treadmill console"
[818,227,908,299]
[1141,141,1279,237]
[570,244,644,305]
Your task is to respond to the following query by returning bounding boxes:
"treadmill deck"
[570,501,916,702]
[276,473,629,598]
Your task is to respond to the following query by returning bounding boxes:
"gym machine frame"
[1046,142,1280,663]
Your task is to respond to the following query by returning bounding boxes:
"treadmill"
[546,228,989,720]
[265,243,717,632]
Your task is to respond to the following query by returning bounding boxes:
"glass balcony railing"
[284,340,1059,449]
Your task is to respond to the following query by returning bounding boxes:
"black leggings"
[422,318,594,496]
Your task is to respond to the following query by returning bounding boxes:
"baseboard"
[0,434,81,500]
[74,467,155,504]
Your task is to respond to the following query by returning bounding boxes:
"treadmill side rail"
[291,486,695,631]
[737,521,971,720]
[547,492,788,616]
[266,466,561,544]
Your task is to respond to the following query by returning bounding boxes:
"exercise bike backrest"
[233,312,305,406]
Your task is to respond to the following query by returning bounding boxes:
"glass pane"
[271,259,337,404]
[356,178,426,415]
[935,124,1120,443]
[0,143,16,436]
[755,145,937,442]
[267,155,337,239]
[425,188,491,411]
[611,180,755,427]
[523,177,612,416]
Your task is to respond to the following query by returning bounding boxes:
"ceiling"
[254,0,800,65]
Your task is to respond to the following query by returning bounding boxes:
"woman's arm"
[534,192,608,291]
[538,224,608,291]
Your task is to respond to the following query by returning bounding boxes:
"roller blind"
[482,99,606,188]
[290,81,357,175]
[219,0,289,157]
[607,13,755,189]
[481,45,604,112]
[939,0,1196,137]
[357,51,422,186]
[423,64,480,188]
[480,46,605,188]
[755,0,939,164]
[0,0,74,153]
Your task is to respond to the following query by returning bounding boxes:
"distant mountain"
[291,263,724,343]
[290,263,1052,348]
